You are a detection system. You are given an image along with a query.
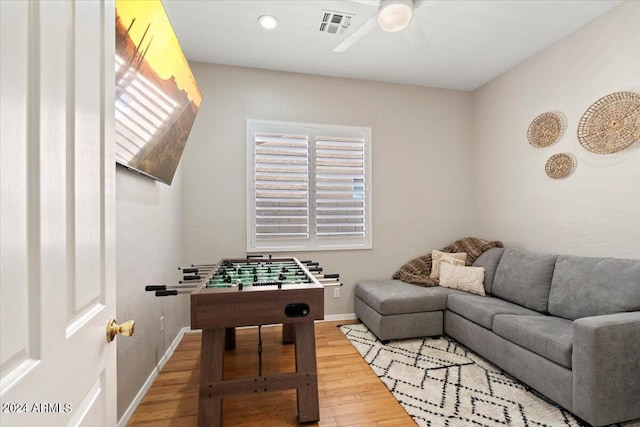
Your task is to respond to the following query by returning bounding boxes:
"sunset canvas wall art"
[115,0,202,184]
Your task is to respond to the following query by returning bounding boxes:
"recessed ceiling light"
[258,15,279,30]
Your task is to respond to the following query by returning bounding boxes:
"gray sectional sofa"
[355,248,640,426]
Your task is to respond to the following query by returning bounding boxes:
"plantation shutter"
[315,136,366,239]
[254,132,309,241]
[248,119,371,252]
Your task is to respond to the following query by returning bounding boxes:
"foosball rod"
[220,255,299,265]
[222,260,300,268]
[301,261,319,266]
[179,266,216,283]
[179,276,205,283]
[313,273,339,279]
[296,260,343,286]
[156,289,191,296]
[316,277,341,283]
[218,265,306,272]
[145,284,198,291]
[179,266,214,274]
[315,279,342,287]
[309,272,342,287]
[245,254,305,264]
[144,284,197,297]
[314,276,340,283]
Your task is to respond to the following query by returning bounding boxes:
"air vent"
[319,10,353,35]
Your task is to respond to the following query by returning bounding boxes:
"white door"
[1,1,117,426]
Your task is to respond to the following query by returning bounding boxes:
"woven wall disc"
[545,153,576,179]
[528,112,565,147]
[577,91,640,154]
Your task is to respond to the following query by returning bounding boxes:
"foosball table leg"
[282,323,295,344]
[294,322,320,423]
[225,327,236,350]
[198,328,225,427]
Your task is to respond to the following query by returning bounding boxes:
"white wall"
[115,166,189,419]
[472,0,640,259]
[182,64,474,316]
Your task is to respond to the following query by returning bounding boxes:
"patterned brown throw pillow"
[430,250,467,279]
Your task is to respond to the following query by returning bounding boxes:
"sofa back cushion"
[548,255,640,320]
[472,247,505,294]
[492,249,557,313]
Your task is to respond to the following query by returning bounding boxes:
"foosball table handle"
[145,284,197,296]
[155,290,178,297]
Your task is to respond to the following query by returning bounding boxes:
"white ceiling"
[162,0,623,91]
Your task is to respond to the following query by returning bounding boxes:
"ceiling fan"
[334,0,433,53]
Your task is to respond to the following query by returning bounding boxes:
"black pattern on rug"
[340,323,582,427]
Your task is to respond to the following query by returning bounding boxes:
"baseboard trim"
[116,313,357,425]
[323,313,357,322]
[117,326,191,427]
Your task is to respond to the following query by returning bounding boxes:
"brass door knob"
[106,319,135,343]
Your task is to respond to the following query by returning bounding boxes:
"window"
[246,119,372,252]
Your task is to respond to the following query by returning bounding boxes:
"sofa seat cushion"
[492,249,557,313]
[493,315,573,369]
[446,294,542,330]
[355,280,465,315]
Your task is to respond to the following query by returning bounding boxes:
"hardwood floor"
[126,320,414,426]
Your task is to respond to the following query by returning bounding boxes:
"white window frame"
[246,119,373,252]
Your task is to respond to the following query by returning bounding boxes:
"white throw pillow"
[439,263,486,296]
[430,250,467,279]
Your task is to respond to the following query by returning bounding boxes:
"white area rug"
[340,323,582,427]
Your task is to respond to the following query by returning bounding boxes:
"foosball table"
[147,255,340,427]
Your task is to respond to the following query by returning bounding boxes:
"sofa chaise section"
[354,247,640,426]
[354,279,465,341]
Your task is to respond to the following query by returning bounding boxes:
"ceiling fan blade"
[349,0,381,6]
[402,18,430,49]
[413,0,438,9]
[334,14,380,53]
